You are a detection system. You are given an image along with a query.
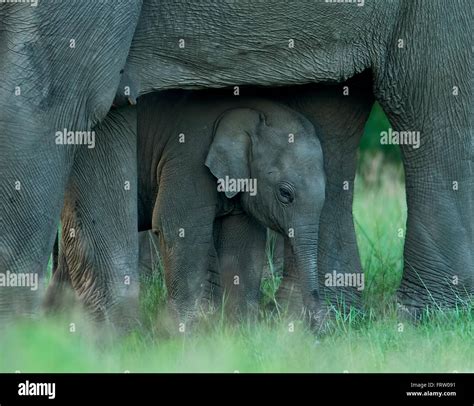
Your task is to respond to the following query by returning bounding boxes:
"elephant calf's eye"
[278,184,295,204]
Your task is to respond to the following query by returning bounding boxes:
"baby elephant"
[137,91,326,325]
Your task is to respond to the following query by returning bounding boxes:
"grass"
[0,154,472,373]
[355,154,406,310]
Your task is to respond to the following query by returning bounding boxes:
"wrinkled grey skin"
[0,1,143,327]
[44,106,140,329]
[52,92,327,325]
[1,0,472,325]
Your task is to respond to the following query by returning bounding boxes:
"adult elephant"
[0,1,143,327]
[1,0,472,325]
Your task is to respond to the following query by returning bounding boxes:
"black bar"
[0,373,472,404]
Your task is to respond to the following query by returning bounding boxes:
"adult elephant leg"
[395,129,472,316]
[375,3,472,316]
[44,232,77,313]
[53,106,140,331]
[0,135,72,322]
[378,98,472,316]
[43,242,77,313]
[138,231,159,283]
[214,212,267,318]
[0,2,142,323]
[280,78,374,310]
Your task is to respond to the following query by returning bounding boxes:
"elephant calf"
[49,90,326,330]
[138,90,326,326]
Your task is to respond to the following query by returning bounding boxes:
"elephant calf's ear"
[205,108,263,199]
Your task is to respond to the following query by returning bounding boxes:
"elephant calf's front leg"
[214,212,267,318]
[156,223,216,332]
[152,167,218,332]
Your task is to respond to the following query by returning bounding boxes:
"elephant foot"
[395,300,423,324]
[43,260,78,314]
[0,273,47,326]
[275,278,304,316]
[163,295,215,336]
[102,291,142,335]
[43,286,80,316]
[396,277,473,322]
[304,302,333,335]
[277,294,333,335]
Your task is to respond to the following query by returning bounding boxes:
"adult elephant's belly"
[127,0,372,93]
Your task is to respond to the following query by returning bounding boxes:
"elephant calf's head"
[205,103,325,307]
